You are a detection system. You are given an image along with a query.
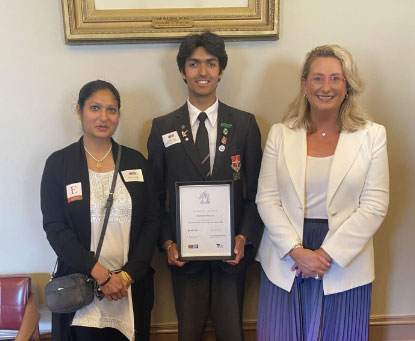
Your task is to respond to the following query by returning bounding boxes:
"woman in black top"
[41,80,159,341]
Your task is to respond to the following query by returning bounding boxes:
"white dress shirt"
[187,98,218,173]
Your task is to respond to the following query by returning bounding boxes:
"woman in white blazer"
[255,45,389,341]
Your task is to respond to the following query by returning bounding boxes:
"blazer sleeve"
[122,158,160,281]
[256,124,303,258]
[322,124,389,267]
[147,119,172,246]
[41,153,96,274]
[239,114,264,247]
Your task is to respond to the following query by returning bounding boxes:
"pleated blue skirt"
[257,219,372,341]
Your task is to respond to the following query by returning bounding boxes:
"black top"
[41,137,159,340]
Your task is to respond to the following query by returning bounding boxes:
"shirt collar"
[187,98,219,128]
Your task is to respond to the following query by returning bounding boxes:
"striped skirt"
[257,219,372,341]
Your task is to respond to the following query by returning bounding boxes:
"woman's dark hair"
[77,80,121,111]
[177,32,228,74]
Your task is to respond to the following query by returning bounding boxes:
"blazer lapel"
[67,138,92,250]
[283,126,307,209]
[76,137,90,221]
[173,104,208,179]
[212,102,234,178]
[327,127,368,205]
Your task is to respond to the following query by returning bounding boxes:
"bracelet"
[121,271,135,285]
[288,243,303,254]
[165,241,175,251]
[99,271,112,287]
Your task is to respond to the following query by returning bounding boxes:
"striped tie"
[196,112,211,178]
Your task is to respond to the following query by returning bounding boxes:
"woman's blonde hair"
[282,44,371,132]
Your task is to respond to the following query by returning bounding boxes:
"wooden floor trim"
[38,315,415,340]
[149,316,415,340]
[369,315,415,341]
[371,314,415,326]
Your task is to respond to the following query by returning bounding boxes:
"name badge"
[162,131,181,148]
[121,169,144,182]
[66,182,83,203]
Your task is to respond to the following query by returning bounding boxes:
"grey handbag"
[45,145,122,314]
[45,273,95,314]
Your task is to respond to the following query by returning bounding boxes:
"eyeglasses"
[307,75,346,87]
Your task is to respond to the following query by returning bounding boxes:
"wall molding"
[369,315,415,341]
[39,315,415,340]
[150,319,258,334]
[150,316,415,340]
[371,314,415,326]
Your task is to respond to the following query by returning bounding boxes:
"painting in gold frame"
[61,0,279,44]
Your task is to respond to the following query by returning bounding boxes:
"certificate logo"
[216,244,224,248]
[199,191,210,204]
[188,244,199,249]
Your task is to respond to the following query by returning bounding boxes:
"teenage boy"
[147,32,262,341]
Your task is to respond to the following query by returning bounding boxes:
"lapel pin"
[219,145,225,152]
[221,136,227,145]
[220,122,232,128]
[231,155,241,179]
[233,172,241,180]
[223,128,228,135]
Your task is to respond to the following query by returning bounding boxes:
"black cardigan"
[41,137,160,340]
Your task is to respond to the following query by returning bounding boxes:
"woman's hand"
[91,262,128,301]
[314,248,332,264]
[91,262,111,284]
[100,272,128,301]
[290,247,331,278]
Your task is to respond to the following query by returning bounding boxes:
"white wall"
[0,0,414,325]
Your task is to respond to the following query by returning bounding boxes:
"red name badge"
[66,182,83,203]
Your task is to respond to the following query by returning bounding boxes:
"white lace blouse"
[71,169,135,340]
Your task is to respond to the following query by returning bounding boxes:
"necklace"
[84,144,112,169]
[317,128,339,137]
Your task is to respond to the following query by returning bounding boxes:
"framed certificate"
[176,181,235,261]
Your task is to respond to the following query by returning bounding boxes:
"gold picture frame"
[61,0,279,44]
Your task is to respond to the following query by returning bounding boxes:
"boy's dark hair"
[177,32,228,74]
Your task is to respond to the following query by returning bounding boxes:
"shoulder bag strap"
[51,144,122,278]
[94,144,122,261]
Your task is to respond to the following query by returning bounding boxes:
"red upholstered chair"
[0,276,40,341]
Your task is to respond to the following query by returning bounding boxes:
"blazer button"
[330,211,337,216]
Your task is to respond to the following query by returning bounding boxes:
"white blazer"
[256,122,389,295]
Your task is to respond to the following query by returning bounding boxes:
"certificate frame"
[61,0,279,44]
[175,180,235,261]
